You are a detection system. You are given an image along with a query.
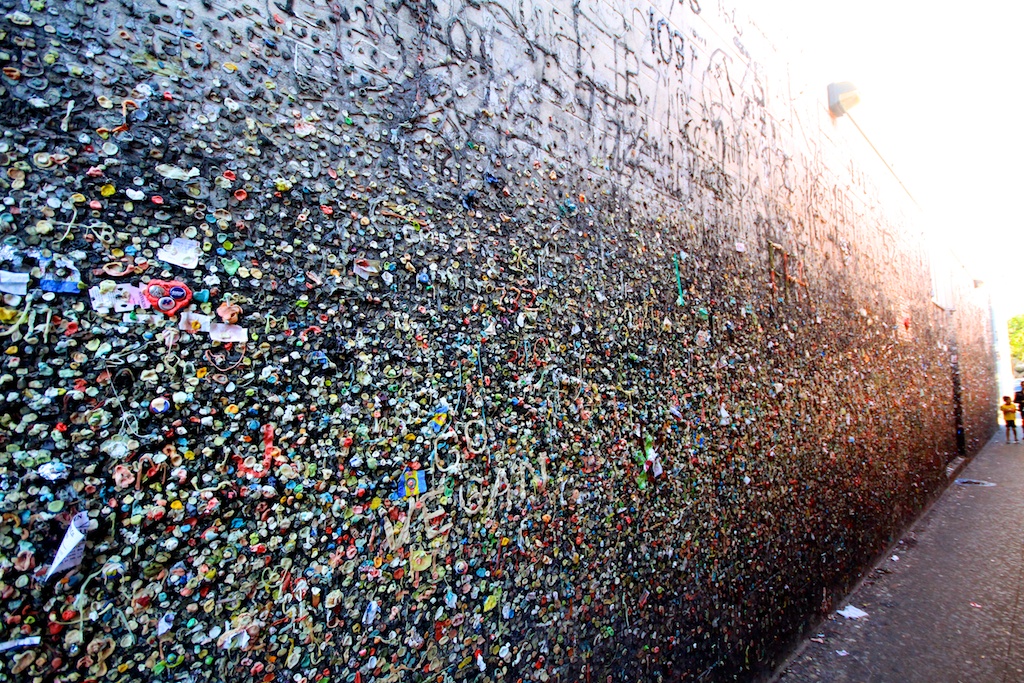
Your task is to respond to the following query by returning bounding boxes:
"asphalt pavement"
[775,431,1024,683]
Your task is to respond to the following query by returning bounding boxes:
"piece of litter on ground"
[810,637,825,644]
[836,650,849,656]
[837,605,869,619]
[970,602,982,608]
[955,478,996,487]
[891,554,899,561]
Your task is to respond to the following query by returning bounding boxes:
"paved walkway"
[775,432,1024,683]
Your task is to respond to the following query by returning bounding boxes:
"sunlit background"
[734,0,1024,383]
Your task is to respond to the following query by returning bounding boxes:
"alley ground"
[775,431,1024,683]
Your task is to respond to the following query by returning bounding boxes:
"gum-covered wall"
[0,0,997,681]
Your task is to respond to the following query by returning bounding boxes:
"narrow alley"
[778,435,1024,683]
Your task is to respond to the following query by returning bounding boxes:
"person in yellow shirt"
[1000,396,1019,443]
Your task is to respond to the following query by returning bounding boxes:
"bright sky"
[736,1,1024,319]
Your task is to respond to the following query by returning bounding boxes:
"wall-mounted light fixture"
[827,81,917,207]
[828,81,861,118]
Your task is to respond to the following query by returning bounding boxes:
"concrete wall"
[0,0,995,681]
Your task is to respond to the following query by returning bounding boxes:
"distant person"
[1000,396,1019,444]
[1014,383,1024,419]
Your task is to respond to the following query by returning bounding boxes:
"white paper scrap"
[651,457,663,478]
[44,512,90,580]
[157,238,201,269]
[157,613,175,636]
[0,271,29,295]
[179,312,212,333]
[155,164,200,181]
[90,284,145,314]
[209,323,248,343]
[837,605,868,619]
